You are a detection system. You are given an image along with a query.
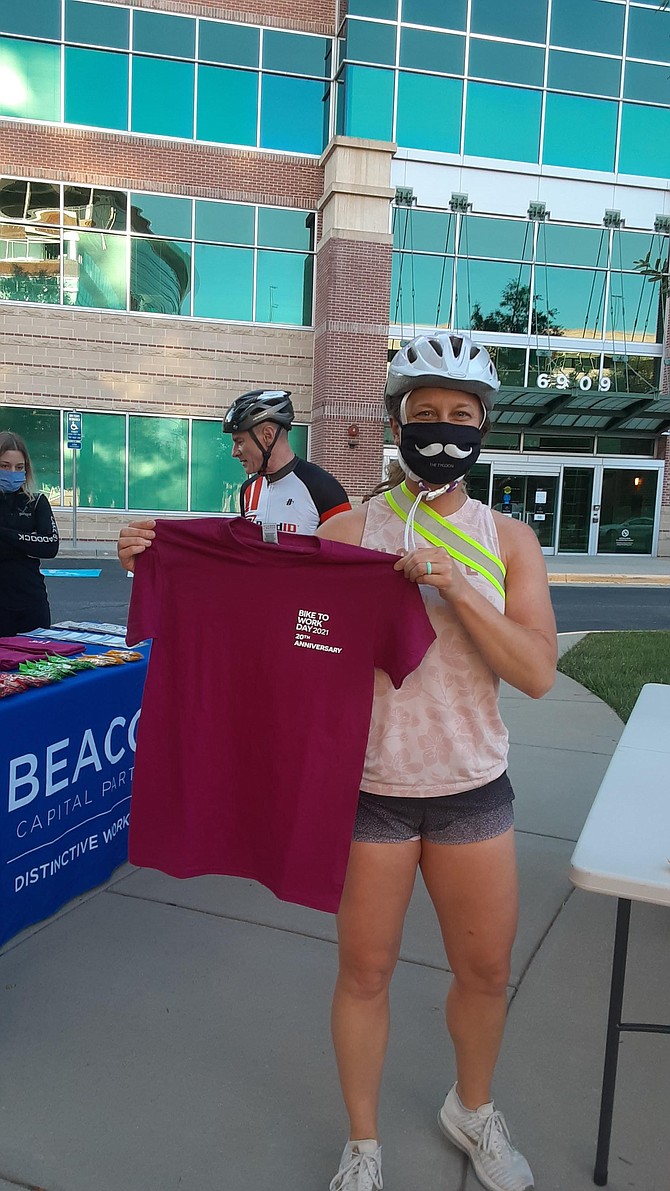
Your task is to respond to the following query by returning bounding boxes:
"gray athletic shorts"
[352,772,515,845]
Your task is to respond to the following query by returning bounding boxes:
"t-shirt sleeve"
[126,537,162,646]
[374,570,436,690]
[294,459,351,523]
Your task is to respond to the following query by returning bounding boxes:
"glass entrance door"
[597,468,658,554]
[492,472,559,552]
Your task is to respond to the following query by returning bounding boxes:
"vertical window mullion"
[256,28,263,148]
[252,203,259,321]
[614,0,629,174]
[461,0,473,155]
[187,417,193,511]
[127,7,134,131]
[124,413,130,512]
[190,196,196,317]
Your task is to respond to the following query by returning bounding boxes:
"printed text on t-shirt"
[294,609,342,654]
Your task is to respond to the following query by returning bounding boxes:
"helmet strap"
[250,423,283,476]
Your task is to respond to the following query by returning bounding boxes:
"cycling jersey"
[239,456,350,534]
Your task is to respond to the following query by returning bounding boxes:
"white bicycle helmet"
[385,332,500,416]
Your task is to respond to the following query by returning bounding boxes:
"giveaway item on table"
[0,637,87,670]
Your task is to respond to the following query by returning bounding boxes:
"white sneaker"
[329,1142,383,1190]
[438,1084,533,1191]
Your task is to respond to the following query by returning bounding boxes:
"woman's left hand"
[393,547,464,601]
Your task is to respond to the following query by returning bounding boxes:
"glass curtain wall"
[0,177,316,326]
[339,0,670,178]
[3,405,309,514]
[391,207,668,358]
[0,1,332,155]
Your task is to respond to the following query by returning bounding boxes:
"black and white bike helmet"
[385,333,500,418]
[222,389,294,434]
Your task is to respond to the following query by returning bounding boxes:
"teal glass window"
[64,412,125,509]
[258,208,314,251]
[626,7,670,64]
[66,229,127,310]
[130,193,191,239]
[469,39,545,87]
[459,216,532,261]
[195,200,254,245]
[198,21,259,67]
[394,208,455,254]
[0,0,60,40]
[455,260,532,332]
[256,251,313,325]
[0,224,61,304]
[3,408,60,496]
[402,0,467,31]
[534,266,606,337]
[65,2,129,50]
[63,186,127,231]
[548,50,621,97]
[191,420,241,513]
[619,103,670,178]
[0,177,60,223]
[488,346,526,387]
[611,230,665,273]
[550,0,624,56]
[129,416,188,512]
[64,47,129,130]
[624,62,670,105]
[536,223,608,267]
[263,31,329,77]
[396,74,462,152]
[465,83,541,163]
[130,239,191,315]
[260,75,325,154]
[193,244,253,321]
[349,0,398,16]
[338,65,394,140]
[470,0,548,44]
[131,57,195,139]
[289,425,308,459]
[543,94,617,171]
[399,28,464,74]
[345,19,397,65]
[391,252,454,327]
[0,38,61,121]
[608,272,664,344]
[132,11,196,59]
[197,65,258,147]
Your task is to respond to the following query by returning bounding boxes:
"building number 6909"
[536,373,612,391]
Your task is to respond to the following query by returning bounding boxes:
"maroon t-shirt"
[126,517,435,912]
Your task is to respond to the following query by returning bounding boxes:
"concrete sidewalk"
[545,554,670,586]
[1,665,669,1191]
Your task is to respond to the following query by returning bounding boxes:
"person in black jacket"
[0,430,59,635]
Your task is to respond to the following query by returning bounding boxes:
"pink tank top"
[361,493,509,797]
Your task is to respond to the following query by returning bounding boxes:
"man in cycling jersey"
[117,389,350,572]
[223,389,350,535]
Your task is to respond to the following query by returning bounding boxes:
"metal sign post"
[66,411,82,548]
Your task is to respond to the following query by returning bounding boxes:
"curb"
[548,574,670,586]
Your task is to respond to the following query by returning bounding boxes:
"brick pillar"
[311,136,395,501]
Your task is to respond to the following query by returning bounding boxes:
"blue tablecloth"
[0,646,149,948]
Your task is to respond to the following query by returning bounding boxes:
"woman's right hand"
[117,519,156,573]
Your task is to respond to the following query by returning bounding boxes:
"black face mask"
[399,422,482,486]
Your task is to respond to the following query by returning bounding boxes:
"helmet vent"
[450,335,463,355]
[428,337,443,356]
[407,346,418,363]
[470,345,479,359]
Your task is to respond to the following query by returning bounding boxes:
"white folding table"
[570,682,670,1186]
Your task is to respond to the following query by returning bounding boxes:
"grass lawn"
[558,631,670,722]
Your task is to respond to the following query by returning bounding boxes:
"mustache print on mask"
[415,441,474,459]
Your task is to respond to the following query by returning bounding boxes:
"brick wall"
[311,237,392,500]
[96,0,338,35]
[0,305,314,422]
[0,126,323,210]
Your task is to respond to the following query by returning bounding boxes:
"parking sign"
[67,411,82,450]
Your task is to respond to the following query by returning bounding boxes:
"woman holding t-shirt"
[319,332,556,1191]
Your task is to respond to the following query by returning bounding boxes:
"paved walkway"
[1,649,668,1191]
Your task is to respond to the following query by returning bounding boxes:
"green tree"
[470,281,563,335]
[0,265,59,304]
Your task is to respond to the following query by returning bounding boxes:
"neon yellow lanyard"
[384,483,506,601]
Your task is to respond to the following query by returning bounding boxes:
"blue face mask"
[0,469,26,493]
